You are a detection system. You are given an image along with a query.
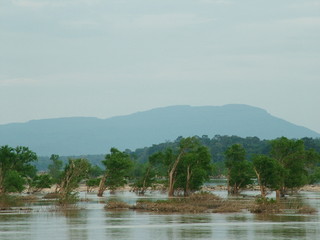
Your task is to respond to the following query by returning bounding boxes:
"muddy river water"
[1,190,320,240]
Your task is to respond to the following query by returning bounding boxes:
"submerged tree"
[225,144,253,195]
[175,145,212,196]
[0,145,37,194]
[48,154,63,192]
[252,155,284,199]
[27,174,52,193]
[271,137,308,197]
[97,148,133,197]
[166,137,201,197]
[86,165,104,192]
[132,162,156,195]
[58,158,90,204]
[148,137,212,197]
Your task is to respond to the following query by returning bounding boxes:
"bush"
[104,200,130,210]
[0,195,22,209]
[250,197,281,214]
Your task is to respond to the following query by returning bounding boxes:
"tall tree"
[0,145,37,194]
[270,137,308,197]
[225,144,253,194]
[148,137,212,197]
[167,137,200,197]
[97,148,133,197]
[175,145,212,196]
[252,155,284,198]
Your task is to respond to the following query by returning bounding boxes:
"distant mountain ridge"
[0,104,319,156]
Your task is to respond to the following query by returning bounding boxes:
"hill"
[0,104,319,156]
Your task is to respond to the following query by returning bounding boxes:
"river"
[0,190,320,240]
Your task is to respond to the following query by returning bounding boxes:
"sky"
[1,0,320,133]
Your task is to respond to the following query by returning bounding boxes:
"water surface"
[1,191,319,240]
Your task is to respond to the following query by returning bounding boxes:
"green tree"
[28,174,53,193]
[270,137,308,197]
[175,145,212,196]
[132,162,156,195]
[252,155,284,198]
[225,144,253,194]
[0,145,37,194]
[97,148,133,197]
[48,154,63,192]
[167,137,200,197]
[88,165,103,178]
[309,167,320,184]
[3,170,26,193]
[136,150,171,192]
[304,149,320,184]
[85,165,104,192]
[59,158,90,204]
[147,137,212,197]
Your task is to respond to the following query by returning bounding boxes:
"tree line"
[34,135,320,171]
[0,136,320,203]
[224,137,320,200]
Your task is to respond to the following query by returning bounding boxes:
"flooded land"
[1,189,320,240]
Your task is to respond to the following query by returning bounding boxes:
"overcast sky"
[1,0,320,133]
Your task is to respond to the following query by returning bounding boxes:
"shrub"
[104,200,130,210]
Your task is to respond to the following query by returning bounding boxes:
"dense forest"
[36,135,320,172]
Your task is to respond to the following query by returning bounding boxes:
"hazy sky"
[1,0,320,133]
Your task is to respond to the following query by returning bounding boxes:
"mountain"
[0,104,319,156]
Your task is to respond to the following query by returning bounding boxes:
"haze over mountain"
[0,104,319,156]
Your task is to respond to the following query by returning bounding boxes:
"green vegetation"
[131,162,156,195]
[225,144,253,195]
[58,158,90,204]
[250,197,317,214]
[1,135,320,211]
[252,155,283,198]
[0,145,37,194]
[48,154,63,192]
[97,148,133,197]
[27,174,52,193]
[142,137,213,197]
[109,193,251,213]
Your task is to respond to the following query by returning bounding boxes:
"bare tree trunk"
[0,172,4,194]
[97,174,107,197]
[227,170,231,195]
[280,186,286,197]
[233,183,238,195]
[168,171,176,197]
[168,152,184,197]
[276,190,281,202]
[254,168,266,198]
[184,166,191,197]
[140,167,150,195]
[59,164,74,196]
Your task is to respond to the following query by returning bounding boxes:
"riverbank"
[202,184,320,193]
[35,183,320,195]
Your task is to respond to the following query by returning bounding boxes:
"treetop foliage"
[0,145,37,194]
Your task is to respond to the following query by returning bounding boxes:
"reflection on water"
[0,191,320,240]
[64,210,89,240]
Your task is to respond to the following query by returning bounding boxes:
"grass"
[250,197,317,214]
[104,192,317,215]
[104,200,131,210]
[105,193,253,213]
